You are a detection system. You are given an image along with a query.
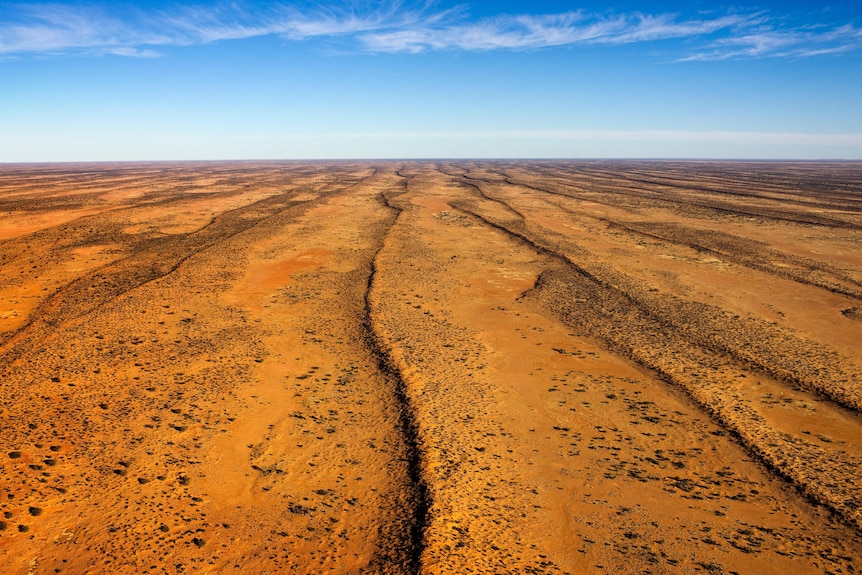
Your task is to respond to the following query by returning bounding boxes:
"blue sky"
[1,1,861,161]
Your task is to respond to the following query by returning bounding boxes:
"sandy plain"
[0,160,861,574]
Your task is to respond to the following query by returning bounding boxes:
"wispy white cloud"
[681,22,862,60]
[0,4,142,55]
[358,12,762,52]
[154,2,450,44]
[0,2,859,60]
[0,2,425,56]
[104,46,162,58]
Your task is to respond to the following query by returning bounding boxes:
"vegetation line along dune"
[363,187,431,575]
[0,160,860,574]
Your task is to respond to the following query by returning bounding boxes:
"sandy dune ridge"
[0,160,860,574]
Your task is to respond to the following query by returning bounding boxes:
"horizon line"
[3,157,862,166]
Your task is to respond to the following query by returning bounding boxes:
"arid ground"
[1,160,861,574]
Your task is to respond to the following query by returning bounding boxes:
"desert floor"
[1,160,861,574]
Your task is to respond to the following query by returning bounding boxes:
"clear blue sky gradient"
[1,1,861,161]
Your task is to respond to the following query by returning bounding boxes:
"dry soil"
[1,160,861,574]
